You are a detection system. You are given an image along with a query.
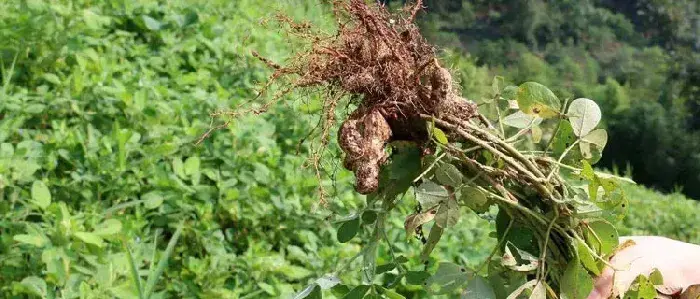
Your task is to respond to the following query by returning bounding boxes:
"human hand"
[588,236,700,299]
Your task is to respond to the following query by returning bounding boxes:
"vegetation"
[0,0,697,298]
[385,0,700,199]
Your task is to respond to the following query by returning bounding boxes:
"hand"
[588,236,700,299]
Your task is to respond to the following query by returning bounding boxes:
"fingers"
[588,236,700,298]
[588,274,614,299]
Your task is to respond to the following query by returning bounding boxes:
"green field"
[1,0,698,298]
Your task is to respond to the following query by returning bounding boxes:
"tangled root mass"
[264,0,478,194]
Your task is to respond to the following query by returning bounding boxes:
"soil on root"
[258,0,478,194]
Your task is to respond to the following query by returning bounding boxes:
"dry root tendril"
[252,0,478,193]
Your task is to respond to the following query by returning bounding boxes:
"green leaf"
[331,285,351,298]
[20,276,47,297]
[31,180,51,209]
[585,220,618,256]
[424,262,470,295]
[433,127,449,144]
[406,271,431,285]
[389,143,422,183]
[581,129,608,148]
[568,98,601,137]
[0,143,13,157]
[376,263,396,274]
[459,186,489,213]
[43,254,66,284]
[143,223,183,298]
[259,282,276,295]
[74,232,105,247]
[502,111,542,129]
[173,157,185,179]
[579,142,593,161]
[337,217,360,243]
[434,163,462,187]
[435,199,460,228]
[516,82,560,118]
[487,262,527,299]
[588,176,627,219]
[395,256,409,264]
[496,210,538,255]
[551,120,577,158]
[143,191,164,210]
[420,224,444,261]
[174,11,199,27]
[110,284,140,299]
[502,86,518,101]
[13,234,47,247]
[560,260,593,299]
[461,275,496,299]
[492,76,504,96]
[42,73,61,85]
[416,181,448,210]
[184,156,200,176]
[122,239,143,299]
[308,285,322,299]
[83,9,106,29]
[142,15,161,30]
[580,129,608,162]
[361,210,377,224]
[404,210,435,238]
[343,285,370,299]
[94,219,122,236]
[25,0,44,11]
[579,161,596,181]
[624,275,656,299]
[377,286,405,299]
[648,268,663,285]
[575,238,601,276]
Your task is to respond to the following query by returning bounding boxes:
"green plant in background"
[0,0,360,297]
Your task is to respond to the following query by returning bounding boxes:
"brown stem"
[424,114,556,201]
[447,116,547,180]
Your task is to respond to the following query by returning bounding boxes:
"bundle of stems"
[241,0,627,295]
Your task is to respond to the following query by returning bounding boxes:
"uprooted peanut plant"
[222,0,667,298]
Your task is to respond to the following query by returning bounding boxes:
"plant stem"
[428,116,540,182]
[546,139,580,180]
[476,219,514,274]
[413,152,445,183]
[451,116,547,179]
[538,209,559,281]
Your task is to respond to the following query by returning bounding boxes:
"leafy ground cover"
[0,0,698,298]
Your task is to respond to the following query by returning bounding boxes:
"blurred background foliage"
[0,0,697,298]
